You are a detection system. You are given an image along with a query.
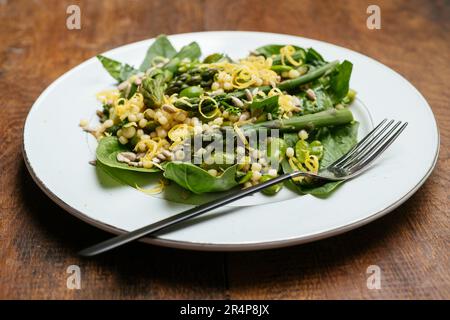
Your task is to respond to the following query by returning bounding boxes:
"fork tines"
[330,119,408,172]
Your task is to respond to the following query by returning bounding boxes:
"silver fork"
[79,119,407,257]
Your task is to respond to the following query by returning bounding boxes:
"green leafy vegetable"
[96,136,160,173]
[223,104,242,115]
[163,42,202,73]
[329,60,353,103]
[299,86,334,113]
[174,42,202,60]
[93,37,359,198]
[203,53,230,63]
[281,122,359,196]
[97,55,137,82]
[96,160,159,188]
[295,180,342,196]
[316,121,359,168]
[238,171,253,184]
[96,160,237,206]
[283,133,299,148]
[250,95,279,118]
[255,44,288,57]
[163,162,238,194]
[139,35,177,71]
[305,48,325,65]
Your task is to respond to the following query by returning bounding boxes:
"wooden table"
[0,0,448,299]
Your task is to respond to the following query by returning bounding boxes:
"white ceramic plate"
[23,31,439,251]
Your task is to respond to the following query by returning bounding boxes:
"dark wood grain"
[0,0,448,299]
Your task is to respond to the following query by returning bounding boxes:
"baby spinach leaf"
[139,35,177,71]
[316,121,359,167]
[255,44,285,57]
[97,55,138,82]
[175,41,202,60]
[162,57,181,74]
[305,48,326,65]
[250,95,279,118]
[223,103,242,115]
[96,160,238,206]
[96,160,161,188]
[283,132,299,148]
[329,60,353,103]
[295,180,343,197]
[96,136,160,173]
[203,53,230,63]
[163,162,238,194]
[163,41,201,73]
[313,87,334,111]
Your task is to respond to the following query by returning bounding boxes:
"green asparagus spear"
[166,67,217,95]
[241,108,353,132]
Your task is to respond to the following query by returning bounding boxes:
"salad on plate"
[80,35,358,197]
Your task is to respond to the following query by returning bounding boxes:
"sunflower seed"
[230,96,244,108]
[117,152,137,163]
[245,89,253,102]
[306,89,316,101]
[162,104,177,113]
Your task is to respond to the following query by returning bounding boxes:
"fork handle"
[78,171,305,257]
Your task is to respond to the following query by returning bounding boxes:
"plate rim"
[22,31,440,251]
